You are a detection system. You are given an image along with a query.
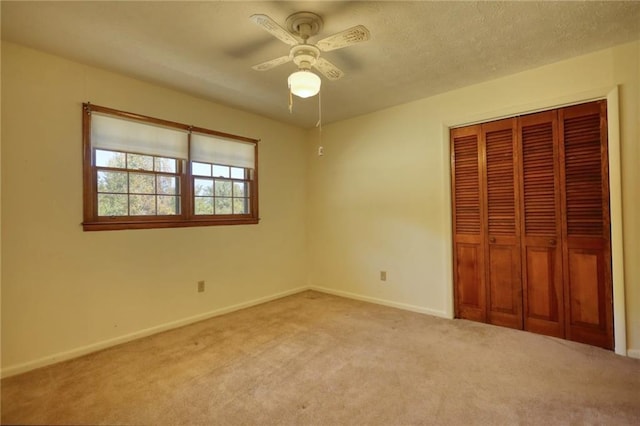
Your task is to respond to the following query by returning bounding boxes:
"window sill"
[82,217,260,231]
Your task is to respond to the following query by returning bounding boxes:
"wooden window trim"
[82,103,260,231]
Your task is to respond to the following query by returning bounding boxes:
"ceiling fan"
[250,12,370,98]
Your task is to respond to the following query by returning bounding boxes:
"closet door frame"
[447,88,625,355]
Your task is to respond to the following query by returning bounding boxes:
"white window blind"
[191,133,255,169]
[91,113,189,159]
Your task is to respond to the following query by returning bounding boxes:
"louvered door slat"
[486,128,515,235]
[522,121,556,236]
[564,112,604,236]
[453,134,481,235]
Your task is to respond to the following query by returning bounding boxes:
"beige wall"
[307,41,639,355]
[2,40,639,375]
[1,42,308,374]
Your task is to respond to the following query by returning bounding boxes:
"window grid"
[192,162,251,216]
[95,150,182,217]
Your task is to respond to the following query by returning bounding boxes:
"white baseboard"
[6,285,629,378]
[627,349,640,359]
[310,285,450,319]
[1,286,309,378]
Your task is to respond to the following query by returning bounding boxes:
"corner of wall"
[627,349,640,359]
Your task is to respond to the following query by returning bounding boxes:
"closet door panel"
[451,126,486,322]
[559,101,613,349]
[525,246,560,322]
[519,111,564,338]
[483,119,522,329]
[455,242,484,319]
[567,247,603,325]
[487,243,521,327]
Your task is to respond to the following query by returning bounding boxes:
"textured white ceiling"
[2,1,639,128]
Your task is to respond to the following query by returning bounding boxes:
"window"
[82,103,259,231]
[192,162,251,215]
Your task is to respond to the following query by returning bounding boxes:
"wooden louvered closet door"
[451,125,486,322]
[482,119,522,329]
[451,100,612,349]
[559,101,613,349]
[518,111,565,338]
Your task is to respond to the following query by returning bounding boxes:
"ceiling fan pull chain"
[289,88,293,114]
[316,90,322,130]
[316,90,324,156]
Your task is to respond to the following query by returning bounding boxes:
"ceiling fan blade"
[313,57,344,81]
[316,25,370,52]
[252,56,292,71]
[250,14,300,46]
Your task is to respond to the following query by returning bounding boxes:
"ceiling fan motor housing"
[286,12,323,40]
[291,45,320,70]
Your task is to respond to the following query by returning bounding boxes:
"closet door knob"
[549,239,556,246]
[489,237,496,243]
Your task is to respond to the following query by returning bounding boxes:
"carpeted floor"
[1,290,639,425]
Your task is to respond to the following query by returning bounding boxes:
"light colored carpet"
[2,290,639,425]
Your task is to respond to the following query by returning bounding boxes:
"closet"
[451,100,613,349]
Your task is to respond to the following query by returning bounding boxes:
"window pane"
[212,165,230,178]
[230,167,245,179]
[194,197,213,215]
[215,180,232,197]
[127,153,153,171]
[155,157,177,173]
[129,173,155,194]
[157,195,180,215]
[233,198,248,214]
[194,178,213,196]
[98,194,128,216]
[232,181,247,197]
[96,149,126,168]
[130,194,156,215]
[157,176,178,195]
[192,162,211,177]
[97,171,127,193]
[215,197,232,214]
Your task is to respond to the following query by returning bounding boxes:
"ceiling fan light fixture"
[288,70,321,98]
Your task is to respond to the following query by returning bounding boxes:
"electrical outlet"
[380,271,387,281]
[318,146,324,156]
[197,280,205,292]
